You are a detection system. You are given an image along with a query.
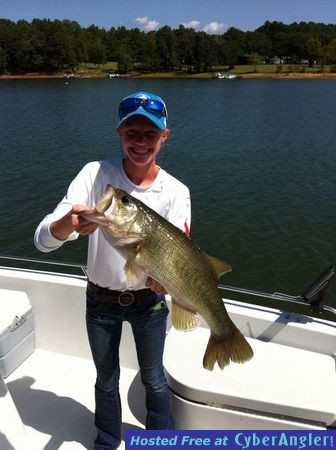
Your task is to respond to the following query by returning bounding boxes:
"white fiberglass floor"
[5,350,145,450]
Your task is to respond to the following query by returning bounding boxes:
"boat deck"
[1,266,335,449]
[5,349,144,450]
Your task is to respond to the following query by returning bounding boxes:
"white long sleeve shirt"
[34,159,191,291]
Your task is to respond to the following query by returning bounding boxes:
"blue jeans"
[86,289,171,450]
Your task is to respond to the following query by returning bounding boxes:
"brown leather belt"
[87,280,154,306]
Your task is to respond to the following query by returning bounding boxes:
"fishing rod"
[219,265,336,316]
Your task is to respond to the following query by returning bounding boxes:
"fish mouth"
[96,185,115,214]
[79,185,116,225]
[78,209,107,225]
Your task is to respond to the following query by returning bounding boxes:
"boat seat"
[163,327,336,426]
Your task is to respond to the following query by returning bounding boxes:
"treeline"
[1,18,336,74]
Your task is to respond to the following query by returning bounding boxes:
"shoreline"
[1,72,336,80]
[239,72,336,79]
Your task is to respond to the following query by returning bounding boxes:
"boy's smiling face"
[118,116,169,166]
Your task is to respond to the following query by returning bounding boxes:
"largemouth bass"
[81,185,253,370]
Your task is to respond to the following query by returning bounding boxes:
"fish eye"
[121,194,130,204]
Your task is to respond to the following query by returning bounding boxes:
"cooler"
[0,289,35,378]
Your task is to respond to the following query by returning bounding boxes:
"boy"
[34,92,191,450]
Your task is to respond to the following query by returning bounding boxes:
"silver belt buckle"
[118,291,135,306]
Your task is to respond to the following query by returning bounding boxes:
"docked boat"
[215,72,237,80]
[0,256,335,450]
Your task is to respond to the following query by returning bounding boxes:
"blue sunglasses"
[119,97,167,120]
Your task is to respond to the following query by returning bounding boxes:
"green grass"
[76,62,119,77]
[216,64,331,74]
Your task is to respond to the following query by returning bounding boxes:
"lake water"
[1,78,336,318]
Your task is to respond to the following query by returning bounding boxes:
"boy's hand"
[50,205,99,240]
[145,277,167,294]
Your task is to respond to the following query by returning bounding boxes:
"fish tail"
[203,327,253,371]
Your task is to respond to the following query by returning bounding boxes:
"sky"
[1,0,336,33]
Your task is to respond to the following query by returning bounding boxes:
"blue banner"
[125,430,335,450]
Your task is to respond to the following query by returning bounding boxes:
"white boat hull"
[0,265,335,449]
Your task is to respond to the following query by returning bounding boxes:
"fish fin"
[171,300,200,331]
[203,327,253,371]
[124,246,144,288]
[204,254,232,279]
